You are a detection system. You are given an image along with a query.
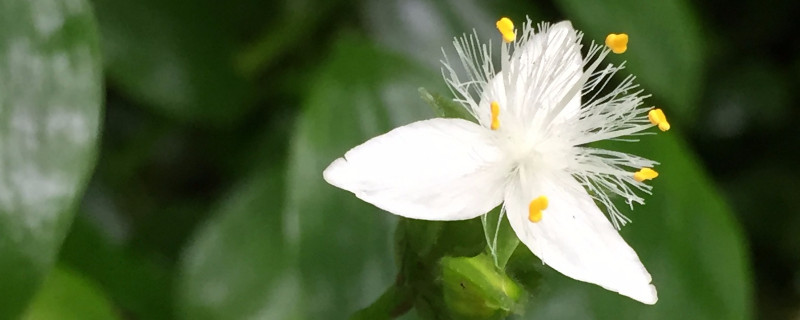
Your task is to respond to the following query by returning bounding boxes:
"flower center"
[507,134,571,173]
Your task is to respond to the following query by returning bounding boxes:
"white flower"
[323,17,670,304]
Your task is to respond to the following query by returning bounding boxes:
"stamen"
[648,108,671,131]
[528,196,548,223]
[496,17,515,43]
[605,33,628,54]
[633,168,659,182]
[490,101,500,130]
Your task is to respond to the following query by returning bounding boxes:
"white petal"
[483,21,584,128]
[522,21,583,123]
[505,170,657,304]
[323,118,510,221]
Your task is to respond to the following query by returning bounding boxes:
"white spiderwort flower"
[323,17,671,304]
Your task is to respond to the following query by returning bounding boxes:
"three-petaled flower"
[323,17,670,304]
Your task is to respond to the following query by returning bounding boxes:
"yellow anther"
[605,33,628,54]
[490,101,500,130]
[634,168,659,182]
[528,196,548,223]
[648,108,671,131]
[496,17,515,43]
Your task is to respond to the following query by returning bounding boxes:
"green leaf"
[0,0,102,318]
[21,267,119,320]
[521,133,752,320]
[236,1,343,77]
[553,0,705,122]
[419,87,475,122]
[59,216,173,320]
[285,36,442,318]
[176,159,300,320]
[350,283,414,320]
[393,218,490,319]
[396,218,486,267]
[395,218,445,262]
[93,0,253,125]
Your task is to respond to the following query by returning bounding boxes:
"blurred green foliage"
[92,0,254,125]
[0,0,101,318]
[1,0,798,319]
[21,267,118,320]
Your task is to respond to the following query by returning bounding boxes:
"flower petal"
[521,21,584,123]
[505,170,657,304]
[324,118,510,221]
[489,21,584,126]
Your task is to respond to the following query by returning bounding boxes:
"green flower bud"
[440,253,522,319]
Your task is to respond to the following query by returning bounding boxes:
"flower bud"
[440,253,522,319]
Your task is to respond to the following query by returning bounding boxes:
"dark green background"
[0,0,797,319]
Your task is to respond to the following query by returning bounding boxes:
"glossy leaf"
[177,159,300,320]
[59,216,173,320]
[21,267,119,320]
[0,0,102,317]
